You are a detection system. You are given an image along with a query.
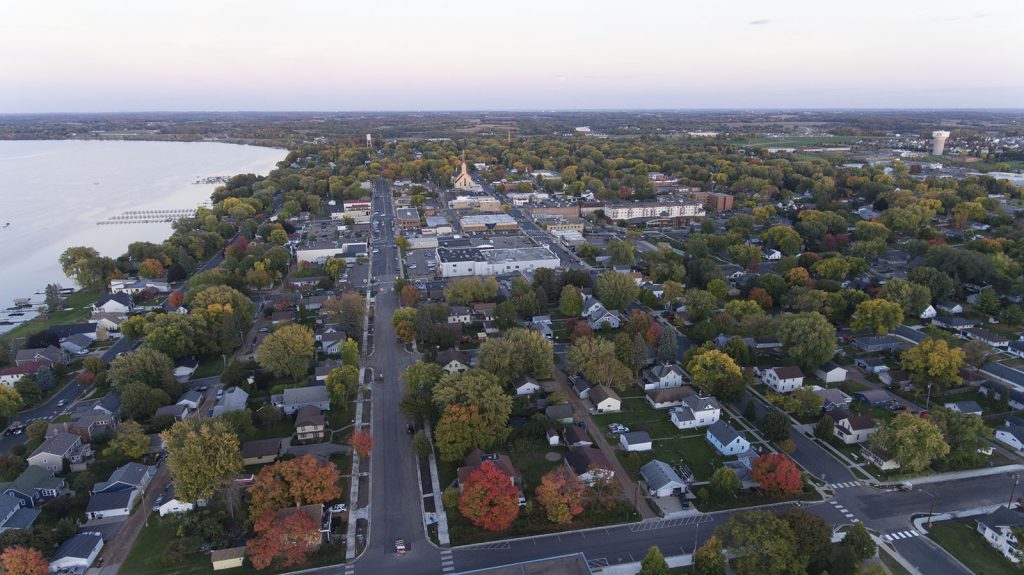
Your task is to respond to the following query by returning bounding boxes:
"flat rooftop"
[460,214,518,225]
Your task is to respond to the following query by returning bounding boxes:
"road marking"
[459,541,511,551]
[343,564,355,575]
[628,515,712,531]
[883,530,921,542]
[829,481,862,489]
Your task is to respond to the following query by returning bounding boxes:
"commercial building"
[603,200,705,223]
[436,246,560,278]
[294,220,368,264]
[687,191,735,212]
[459,214,519,232]
[527,201,580,219]
[448,195,502,211]
[395,208,421,230]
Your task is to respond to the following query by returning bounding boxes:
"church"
[452,153,476,191]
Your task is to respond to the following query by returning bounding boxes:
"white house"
[271,386,330,415]
[976,507,1024,564]
[513,376,542,396]
[565,447,615,485]
[996,423,1024,451]
[1008,341,1024,360]
[828,409,877,444]
[92,293,134,314]
[944,401,984,416]
[640,364,684,391]
[581,298,604,318]
[639,460,688,497]
[920,305,937,319]
[176,390,203,410]
[173,358,199,382]
[447,306,472,325]
[762,366,804,393]
[587,305,621,330]
[706,421,750,456]
[158,486,194,517]
[590,386,621,413]
[814,362,847,384]
[620,431,653,452]
[50,532,104,573]
[546,429,560,447]
[763,248,782,261]
[86,489,138,520]
[669,395,721,430]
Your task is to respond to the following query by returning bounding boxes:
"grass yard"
[591,396,680,440]
[928,518,1017,575]
[191,356,225,379]
[0,290,102,345]
[618,434,722,482]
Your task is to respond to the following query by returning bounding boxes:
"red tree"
[400,284,422,307]
[751,454,803,497]
[167,290,185,309]
[247,509,321,570]
[248,454,342,521]
[457,460,520,532]
[569,320,593,343]
[0,546,49,575]
[349,429,374,458]
[748,287,773,310]
[535,467,587,524]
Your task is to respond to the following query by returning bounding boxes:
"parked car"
[329,503,348,513]
[608,423,630,434]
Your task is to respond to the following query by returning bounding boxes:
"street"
[0,379,89,453]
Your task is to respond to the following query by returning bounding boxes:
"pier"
[96,207,203,225]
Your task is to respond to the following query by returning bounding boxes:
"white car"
[328,503,348,513]
[372,248,380,253]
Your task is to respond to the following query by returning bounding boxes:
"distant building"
[603,201,705,223]
[436,246,559,278]
[453,157,477,191]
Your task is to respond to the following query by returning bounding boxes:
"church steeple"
[460,150,467,176]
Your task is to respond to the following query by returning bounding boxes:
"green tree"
[870,412,950,473]
[59,246,116,291]
[402,361,444,393]
[607,240,636,266]
[13,378,41,407]
[929,408,991,469]
[709,466,740,499]
[494,301,517,329]
[781,507,833,573]
[716,510,804,575]
[108,348,177,395]
[567,337,633,393]
[595,271,640,310]
[44,284,62,313]
[693,535,725,575]
[851,299,904,335]
[656,329,678,363]
[686,349,746,402]
[476,328,553,384]
[444,276,499,305]
[435,404,488,462]
[256,324,315,380]
[104,420,149,461]
[901,338,964,393]
[842,523,876,562]
[724,299,763,321]
[759,411,791,442]
[976,287,1001,315]
[0,387,24,418]
[637,546,670,575]
[760,226,803,256]
[558,285,584,317]
[268,228,288,246]
[119,381,171,420]
[907,266,955,303]
[325,365,359,405]
[432,370,512,448]
[814,414,834,440]
[162,418,243,502]
[776,312,836,372]
[879,279,932,318]
[340,338,360,366]
[728,243,762,269]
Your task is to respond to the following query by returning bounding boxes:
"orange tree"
[458,460,520,532]
[349,429,374,458]
[248,455,341,521]
[535,467,587,524]
[0,546,49,575]
[750,454,802,497]
[247,510,321,570]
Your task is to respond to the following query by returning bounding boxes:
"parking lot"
[404,249,436,278]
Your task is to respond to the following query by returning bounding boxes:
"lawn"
[591,396,680,440]
[191,356,225,379]
[879,548,912,575]
[0,290,102,345]
[695,485,821,513]
[928,518,1017,575]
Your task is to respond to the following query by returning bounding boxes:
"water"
[0,140,286,316]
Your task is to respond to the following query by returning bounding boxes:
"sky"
[2,0,1022,112]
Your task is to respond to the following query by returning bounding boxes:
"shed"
[211,546,247,571]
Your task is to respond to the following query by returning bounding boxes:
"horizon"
[3,107,1024,116]
[3,0,1022,113]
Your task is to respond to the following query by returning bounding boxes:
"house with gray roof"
[93,462,155,494]
[706,421,750,456]
[0,493,40,533]
[272,385,330,415]
[670,395,721,429]
[0,466,65,507]
[212,386,249,417]
[852,335,905,353]
[944,401,984,416]
[27,432,91,472]
[60,333,94,355]
[50,532,104,574]
[639,459,688,497]
[86,488,138,519]
[976,506,1024,564]
[641,364,684,391]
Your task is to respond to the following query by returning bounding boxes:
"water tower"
[932,131,950,156]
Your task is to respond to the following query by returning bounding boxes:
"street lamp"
[1009,474,1020,509]
[924,489,937,528]
[925,384,933,410]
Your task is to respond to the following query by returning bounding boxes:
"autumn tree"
[167,289,185,309]
[776,312,836,372]
[851,299,904,335]
[535,467,587,524]
[256,324,314,380]
[559,284,584,317]
[566,337,634,392]
[476,328,553,383]
[435,404,488,462]
[596,271,640,310]
[399,284,422,307]
[870,412,949,473]
[878,279,932,318]
[751,454,802,497]
[637,546,670,575]
[322,292,366,338]
[901,338,964,393]
[444,276,498,305]
[324,365,359,404]
[715,510,803,575]
[162,418,243,502]
[748,287,773,310]
[0,546,49,575]
[349,429,374,458]
[138,258,165,279]
[693,535,725,575]
[433,370,512,446]
[247,509,321,570]
[457,460,520,532]
[247,454,342,521]
[686,349,746,402]
[104,420,149,461]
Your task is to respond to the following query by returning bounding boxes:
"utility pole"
[925,490,936,528]
[1010,474,1020,509]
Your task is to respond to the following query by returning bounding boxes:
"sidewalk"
[887,464,1024,487]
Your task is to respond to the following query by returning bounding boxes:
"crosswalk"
[441,548,455,573]
[829,481,863,489]
[883,529,922,542]
[343,563,355,575]
[830,500,860,523]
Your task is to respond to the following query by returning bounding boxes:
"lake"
[0,140,286,315]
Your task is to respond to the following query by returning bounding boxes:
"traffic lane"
[850,473,1012,528]
[890,534,972,575]
[787,425,857,483]
[1,380,87,454]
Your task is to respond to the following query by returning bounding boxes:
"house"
[562,425,592,447]
[27,432,90,472]
[854,357,890,374]
[587,305,621,330]
[944,401,984,416]
[565,446,615,485]
[532,321,554,341]
[920,305,937,319]
[829,409,877,444]
[472,302,496,321]
[50,532,104,574]
[457,449,521,492]
[154,404,190,421]
[762,366,804,393]
[620,431,653,452]
[996,421,1024,451]
[977,507,1024,564]
[670,395,722,429]
[58,412,117,442]
[436,350,471,375]
[854,389,897,408]
[314,360,342,382]
[937,302,964,315]
[514,376,542,396]
[92,293,134,314]
[272,386,330,415]
[569,375,594,399]
[546,429,560,447]
[212,386,249,417]
[0,467,65,507]
[879,370,911,388]
[815,361,848,384]
[447,305,473,324]
[640,460,688,497]
[852,335,904,353]
[176,390,204,410]
[93,392,122,417]
[1008,341,1024,360]
[93,462,155,494]
[932,315,979,331]
[590,386,621,413]
[172,358,200,382]
[545,403,574,424]
[706,421,750,456]
[90,312,127,332]
[320,333,346,355]
[763,248,782,261]
[60,334,94,355]
[15,346,67,366]
[640,364,684,391]
[963,327,1010,348]
[241,438,282,466]
[0,361,50,388]
[861,445,900,471]
[295,406,327,442]
[86,488,138,519]
[532,315,552,325]
[814,388,853,412]
[647,385,697,410]
[211,547,247,571]
[0,493,40,533]
[581,298,604,318]
[157,484,194,517]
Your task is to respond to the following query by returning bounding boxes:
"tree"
[435,404,489,462]
[851,299,904,335]
[256,324,314,380]
[444,276,498,305]
[0,454,26,482]
[268,228,289,246]
[0,546,49,575]
[684,289,718,323]
[776,312,836,372]
[13,378,41,407]
[0,387,24,419]
[162,418,243,502]
[656,329,678,363]
[119,382,170,420]
[458,460,520,532]
[349,429,374,458]
[476,328,553,383]
[595,271,640,310]
[724,300,763,321]
[686,349,746,402]
[760,226,803,255]
[402,361,444,394]
[138,258,165,279]
[559,285,584,317]
[901,338,964,393]
[709,466,740,500]
[325,365,359,404]
[961,340,995,372]
[637,546,670,575]
[411,430,432,457]
[247,508,320,570]
[59,246,117,291]
[843,523,876,562]
[494,301,517,329]
[104,420,148,461]
[340,338,360,366]
[870,412,949,473]
[433,370,512,445]
[535,466,587,524]
[908,266,954,303]
[976,287,1001,315]
[759,411,791,442]
[748,286,774,310]
[247,455,342,521]
[929,408,991,469]
[566,337,633,393]
[781,507,833,573]
[879,280,931,318]
[814,414,834,441]
[321,292,365,339]
[400,284,422,307]
[607,239,635,266]
[751,454,802,497]
[693,536,725,575]
[716,510,803,575]
[108,348,177,394]
[44,284,62,313]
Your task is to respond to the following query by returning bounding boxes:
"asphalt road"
[787,423,857,484]
[0,379,89,453]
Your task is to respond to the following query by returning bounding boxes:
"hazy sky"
[2,0,1022,112]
